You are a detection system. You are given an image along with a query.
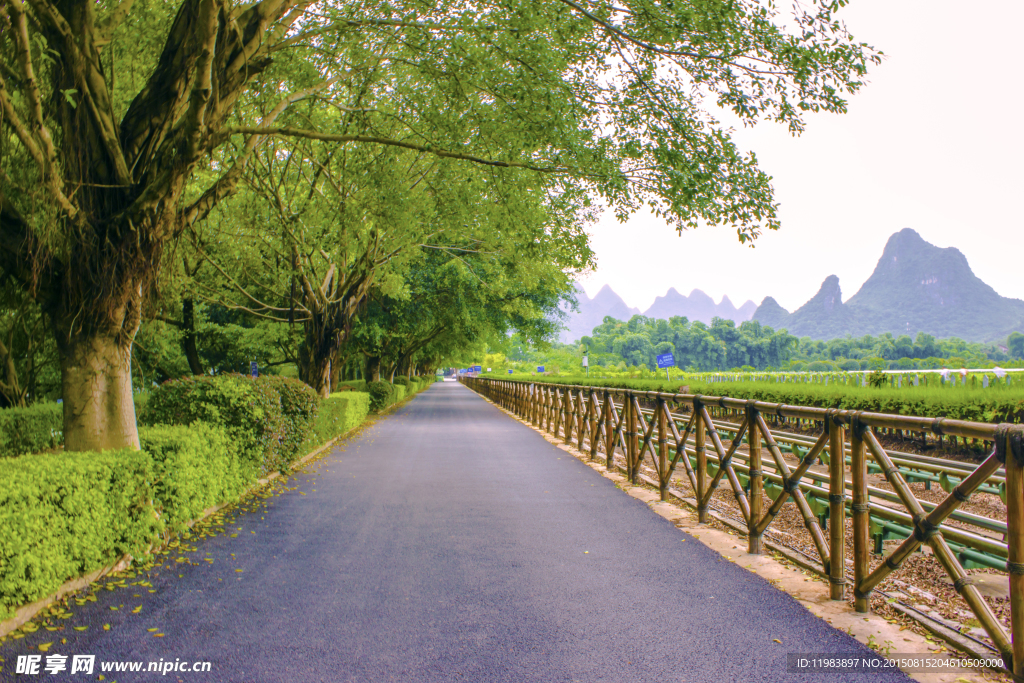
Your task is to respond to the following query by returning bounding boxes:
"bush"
[0,403,63,458]
[139,423,254,533]
[366,380,393,412]
[142,374,285,476]
[806,360,835,372]
[838,359,861,371]
[0,449,159,620]
[303,392,370,450]
[393,375,409,387]
[258,376,320,466]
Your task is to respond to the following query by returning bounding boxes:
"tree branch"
[223,127,567,172]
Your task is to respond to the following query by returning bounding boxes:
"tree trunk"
[365,355,381,382]
[307,354,331,398]
[0,336,25,408]
[181,298,204,375]
[59,331,140,452]
[329,353,341,393]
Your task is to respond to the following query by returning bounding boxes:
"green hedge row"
[0,403,63,459]
[0,421,263,620]
[0,446,158,621]
[301,392,370,451]
[493,374,1024,425]
[1,379,375,621]
[141,373,320,475]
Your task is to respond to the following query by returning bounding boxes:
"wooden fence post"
[605,391,615,471]
[747,403,763,555]
[828,415,847,600]
[625,392,636,483]
[1004,427,1024,677]
[695,399,708,524]
[589,391,600,460]
[577,388,586,451]
[658,397,668,501]
[563,388,572,444]
[851,417,870,613]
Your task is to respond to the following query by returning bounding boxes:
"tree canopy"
[0,0,881,450]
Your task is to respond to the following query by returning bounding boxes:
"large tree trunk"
[0,336,25,408]
[58,331,140,452]
[300,316,338,398]
[365,355,381,382]
[181,299,204,375]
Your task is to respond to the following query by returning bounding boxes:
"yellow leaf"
[153,633,164,638]
[103,624,110,631]
[37,642,53,652]
[73,626,88,631]
[147,628,159,632]
[132,606,142,614]
[772,639,782,644]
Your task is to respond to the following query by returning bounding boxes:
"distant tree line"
[491,315,1024,373]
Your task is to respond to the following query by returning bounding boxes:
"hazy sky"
[577,1,1024,313]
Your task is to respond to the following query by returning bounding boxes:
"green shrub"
[258,376,320,465]
[139,423,254,533]
[142,374,285,476]
[806,360,835,372]
[0,449,159,620]
[0,403,63,458]
[393,375,409,388]
[303,392,370,450]
[336,380,367,392]
[366,380,393,412]
[393,384,406,403]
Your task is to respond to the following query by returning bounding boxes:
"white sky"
[576,1,1024,313]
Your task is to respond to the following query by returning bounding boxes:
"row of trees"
[495,315,1021,373]
[580,315,797,370]
[0,0,880,451]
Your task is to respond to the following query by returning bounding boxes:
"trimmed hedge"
[336,380,367,392]
[303,392,370,451]
[0,403,63,458]
[0,449,159,620]
[257,376,320,466]
[0,378,378,621]
[366,381,409,412]
[140,423,254,534]
[142,374,322,475]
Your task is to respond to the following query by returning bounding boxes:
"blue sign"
[250,360,259,377]
[537,366,545,373]
[474,365,482,372]
[508,369,513,374]
[656,353,675,369]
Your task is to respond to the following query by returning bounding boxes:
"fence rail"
[461,376,1024,676]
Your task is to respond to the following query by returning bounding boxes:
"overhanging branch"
[224,127,568,173]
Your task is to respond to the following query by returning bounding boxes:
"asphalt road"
[1,382,910,682]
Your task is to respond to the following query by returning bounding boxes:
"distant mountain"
[752,228,1024,342]
[559,285,756,343]
[559,284,640,343]
[643,288,756,325]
